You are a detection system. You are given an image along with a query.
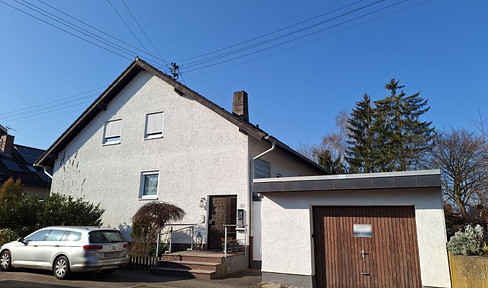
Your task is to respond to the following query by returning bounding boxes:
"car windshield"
[89,230,125,243]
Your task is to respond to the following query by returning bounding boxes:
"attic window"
[104,119,122,145]
[145,112,163,139]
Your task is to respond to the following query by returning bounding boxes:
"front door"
[313,206,422,288]
[207,195,237,250]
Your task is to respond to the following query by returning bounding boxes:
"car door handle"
[32,245,37,247]
[54,245,60,247]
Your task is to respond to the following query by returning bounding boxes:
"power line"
[1,98,95,122]
[0,0,133,61]
[0,93,99,120]
[0,86,104,119]
[35,0,168,65]
[186,0,433,80]
[121,0,167,63]
[4,105,93,125]
[178,0,370,63]
[3,0,170,70]
[184,0,412,74]
[180,0,388,68]
[14,0,146,61]
[106,0,150,56]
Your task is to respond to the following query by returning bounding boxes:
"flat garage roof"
[253,169,441,193]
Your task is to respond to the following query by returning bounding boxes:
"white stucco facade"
[257,173,451,288]
[49,70,323,247]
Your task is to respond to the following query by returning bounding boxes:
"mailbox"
[237,209,245,227]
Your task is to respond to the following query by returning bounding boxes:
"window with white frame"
[103,119,122,144]
[254,159,271,179]
[140,171,159,199]
[145,112,163,139]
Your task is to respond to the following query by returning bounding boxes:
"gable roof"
[35,58,327,174]
[0,144,51,188]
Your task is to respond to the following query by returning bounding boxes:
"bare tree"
[430,128,488,218]
[297,111,349,174]
[322,110,348,162]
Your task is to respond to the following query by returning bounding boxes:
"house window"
[140,171,159,199]
[104,119,122,145]
[254,159,271,179]
[145,112,163,139]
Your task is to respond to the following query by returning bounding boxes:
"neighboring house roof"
[35,58,328,174]
[0,144,52,188]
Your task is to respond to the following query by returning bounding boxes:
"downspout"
[249,135,276,261]
[33,164,53,179]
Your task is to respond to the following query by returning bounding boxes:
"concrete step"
[150,266,217,280]
[161,254,224,264]
[156,260,220,272]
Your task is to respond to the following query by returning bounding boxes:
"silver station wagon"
[0,226,130,279]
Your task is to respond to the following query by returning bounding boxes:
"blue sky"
[1,0,487,150]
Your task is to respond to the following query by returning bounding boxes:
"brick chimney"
[0,134,14,154]
[232,91,249,122]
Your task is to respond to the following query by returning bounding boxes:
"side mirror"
[17,237,24,243]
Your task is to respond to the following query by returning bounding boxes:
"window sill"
[144,134,163,140]
[139,196,158,201]
[103,141,120,146]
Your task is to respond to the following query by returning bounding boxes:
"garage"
[313,206,422,288]
[253,170,451,288]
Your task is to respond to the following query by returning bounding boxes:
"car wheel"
[102,268,116,274]
[53,256,71,279]
[0,250,12,271]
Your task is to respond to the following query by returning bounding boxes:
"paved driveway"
[0,268,262,288]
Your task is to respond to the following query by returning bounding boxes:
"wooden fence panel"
[449,251,488,288]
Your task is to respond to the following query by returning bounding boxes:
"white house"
[35,59,450,286]
[35,58,326,267]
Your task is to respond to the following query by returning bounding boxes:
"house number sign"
[353,224,372,237]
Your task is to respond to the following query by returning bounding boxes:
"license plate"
[104,251,122,259]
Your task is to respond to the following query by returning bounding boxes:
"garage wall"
[260,188,450,288]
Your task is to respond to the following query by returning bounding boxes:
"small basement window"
[140,171,159,199]
[145,112,163,139]
[103,119,122,145]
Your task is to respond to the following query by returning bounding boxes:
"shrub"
[147,243,168,257]
[0,229,19,247]
[36,194,104,228]
[447,224,486,256]
[0,181,104,237]
[0,177,23,202]
[130,202,184,256]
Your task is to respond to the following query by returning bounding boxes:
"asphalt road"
[0,268,262,288]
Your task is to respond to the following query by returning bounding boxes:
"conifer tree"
[346,94,376,173]
[346,79,434,173]
[374,79,434,171]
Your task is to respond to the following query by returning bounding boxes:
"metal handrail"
[155,223,198,257]
[223,224,248,260]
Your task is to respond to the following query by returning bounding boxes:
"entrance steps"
[150,250,247,279]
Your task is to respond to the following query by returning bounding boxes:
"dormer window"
[103,119,121,145]
[145,112,163,139]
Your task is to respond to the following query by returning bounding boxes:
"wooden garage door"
[313,206,422,288]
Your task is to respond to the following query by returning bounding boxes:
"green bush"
[147,243,168,257]
[0,191,104,237]
[447,224,487,256]
[0,229,19,247]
